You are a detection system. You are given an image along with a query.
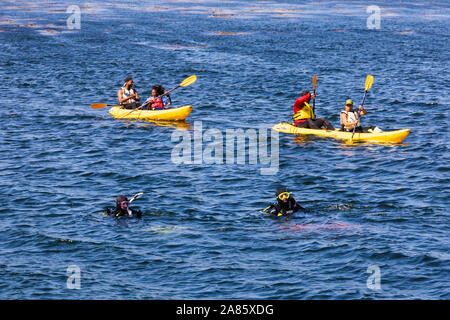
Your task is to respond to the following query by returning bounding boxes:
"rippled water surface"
[0,0,449,299]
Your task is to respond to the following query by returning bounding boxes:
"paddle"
[348,75,373,144]
[117,75,197,119]
[91,103,113,109]
[312,74,317,115]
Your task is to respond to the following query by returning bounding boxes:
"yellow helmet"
[345,99,353,106]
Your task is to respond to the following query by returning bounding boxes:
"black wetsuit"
[266,197,304,216]
[106,207,142,219]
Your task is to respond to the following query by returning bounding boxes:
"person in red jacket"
[293,90,334,130]
[143,85,170,110]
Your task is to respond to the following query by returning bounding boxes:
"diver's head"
[115,195,129,210]
[276,187,290,203]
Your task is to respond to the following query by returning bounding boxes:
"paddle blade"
[313,74,317,91]
[91,103,108,109]
[365,75,374,91]
[180,75,197,87]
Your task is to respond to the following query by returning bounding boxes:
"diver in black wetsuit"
[106,195,142,219]
[262,187,304,217]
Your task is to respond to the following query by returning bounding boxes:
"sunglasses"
[278,192,290,200]
[120,201,129,207]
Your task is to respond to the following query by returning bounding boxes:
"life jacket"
[340,110,360,130]
[151,95,171,110]
[150,97,164,110]
[121,86,136,104]
[293,102,315,122]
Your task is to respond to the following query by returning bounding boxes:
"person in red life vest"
[293,90,334,130]
[143,85,169,110]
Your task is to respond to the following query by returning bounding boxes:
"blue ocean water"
[0,0,449,299]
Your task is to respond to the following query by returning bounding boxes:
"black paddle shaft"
[361,91,368,107]
[351,90,369,139]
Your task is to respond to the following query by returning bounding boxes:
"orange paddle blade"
[91,103,108,109]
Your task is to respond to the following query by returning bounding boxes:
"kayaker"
[143,85,170,110]
[262,187,304,217]
[293,90,335,130]
[340,99,367,132]
[118,77,141,109]
[106,195,142,219]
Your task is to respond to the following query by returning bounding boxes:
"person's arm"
[134,90,140,101]
[118,89,136,104]
[293,96,307,113]
[118,89,126,104]
[261,203,274,214]
[359,105,367,116]
[268,203,280,215]
[293,93,314,112]
[133,209,142,219]
[341,112,359,127]
[293,199,305,211]
[140,95,155,109]
[341,112,352,127]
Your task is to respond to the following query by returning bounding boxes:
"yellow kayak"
[109,105,192,121]
[272,123,410,144]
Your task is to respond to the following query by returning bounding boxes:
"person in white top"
[117,77,141,109]
[340,99,367,132]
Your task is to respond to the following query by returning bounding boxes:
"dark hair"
[152,85,165,96]
[124,77,133,83]
[301,90,310,97]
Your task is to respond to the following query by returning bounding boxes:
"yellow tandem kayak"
[272,123,410,144]
[109,105,192,121]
